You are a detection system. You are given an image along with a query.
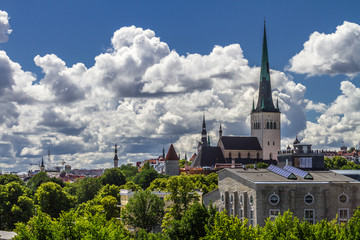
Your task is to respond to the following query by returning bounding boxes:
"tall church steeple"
[201,112,207,146]
[250,22,281,161]
[253,22,278,113]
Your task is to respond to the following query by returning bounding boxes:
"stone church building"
[191,23,279,168]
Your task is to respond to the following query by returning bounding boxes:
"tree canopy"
[101,168,126,186]
[121,190,165,233]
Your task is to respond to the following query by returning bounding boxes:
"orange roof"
[165,144,179,161]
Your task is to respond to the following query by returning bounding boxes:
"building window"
[339,208,349,224]
[304,193,314,205]
[304,209,315,224]
[250,209,254,226]
[238,152,241,159]
[239,194,243,205]
[269,193,280,205]
[256,152,259,159]
[230,208,234,216]
[221,193,224,203]
[268,141,270,146]
[253,122,256,129]
[269,209,280,221]
[249,195,254,205]
[274,122,277,129]
[247,152,250,159]
[270,122,273,129]
[339,193,348,204]
[230,194,234,204]
[273,141,275,146]
[269,153,272,160]
[267,122,269,129]
[239,209,244,220]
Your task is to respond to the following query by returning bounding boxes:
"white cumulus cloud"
[0,10,11,43]
[288,21,360,77]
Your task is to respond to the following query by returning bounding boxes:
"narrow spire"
[41,157,44,167]
[201,112,207,146]
[276,97,279,109]
[162,144,165,159]
[253,22,278,113]
[219,123,223,138]
[185,152,187,161]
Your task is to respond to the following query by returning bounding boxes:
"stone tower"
[164,144,180,176]
[113,144,119,168]
[251,23,280,161]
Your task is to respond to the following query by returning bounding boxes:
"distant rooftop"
[224,168,359,184]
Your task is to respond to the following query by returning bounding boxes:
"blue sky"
[1,1,360,171]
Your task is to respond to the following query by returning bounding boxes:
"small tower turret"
[113,144,119,168]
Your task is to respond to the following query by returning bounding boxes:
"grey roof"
[191,146,225,167]
[221,136,262,150]
[223,168,360,184]
[331,170,360,175]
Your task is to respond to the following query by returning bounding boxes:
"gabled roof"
[165,144,179,161]
[191,146,225,167]
[220,136,262,150]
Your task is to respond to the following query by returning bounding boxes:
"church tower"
[251,23,280,161]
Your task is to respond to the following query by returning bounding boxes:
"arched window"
[267,122,269,129]
[254,122,256,129]
[270,122,273,129]
[256,153,259,159]
[274,122,277,129]
[247,152,250,159]
[257,122,260,129]
[238,152,241,159]
[269,153,273,160]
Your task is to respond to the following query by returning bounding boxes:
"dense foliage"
[4,164,360,239]
[324,156,360,170]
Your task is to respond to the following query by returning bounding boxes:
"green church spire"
[253,22,278,113]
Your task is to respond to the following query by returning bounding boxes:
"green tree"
[101,168,126,186]
[164,202,209,240]
[121,190,165,233]
[35,182,75,218]
[14,210,57,240]
[257,162,269,168]
[96,184,121,202]
[202,210,256,240]
[134,167,161,190]
[27,172,51,193]
[163,175,199,222]
[0,174,23,185]
[119,164,139,181]
[101,195,119,220]
[324,156,348,169]
[120,181,142,191]
[74,177,102,204]
[0,182,34,230]
[259,210,300,239]
[147,178,168,191]
[343,207,360,240]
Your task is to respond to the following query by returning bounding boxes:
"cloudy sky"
[1,1,360,172]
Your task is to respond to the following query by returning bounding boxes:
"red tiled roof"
[165,144,179,161]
